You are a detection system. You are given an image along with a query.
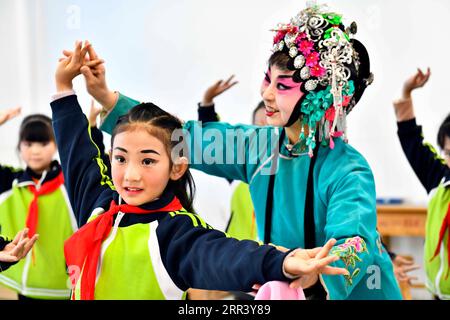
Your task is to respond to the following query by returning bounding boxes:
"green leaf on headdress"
[324,27,350,42]
[324,28,333,40]
[322,13,342,25]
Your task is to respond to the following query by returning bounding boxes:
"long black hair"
[111,103,196,213]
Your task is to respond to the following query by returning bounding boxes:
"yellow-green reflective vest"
[0,181,77,299]
[72,209,187,300]
[227,182,257,241]
[425,183,450,299]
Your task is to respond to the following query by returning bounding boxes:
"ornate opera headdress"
[270,3,374,157]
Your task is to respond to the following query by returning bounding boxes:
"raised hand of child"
[0,228,38,263]
[79,44,118,112]
[0,106,21,126]
[201,75,238,106]
[55,40,103,93]
[394,68,431,122]
[283,238,349,289]
[402,68,431,99]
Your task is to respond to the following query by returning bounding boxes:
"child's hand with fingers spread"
[393,255,420,284]
[282,238,349,289]
[394,68,431,122]
[402,68,431,99]
[201,75,238,106]
[0,106,21,126]
[79,44,118,112]
[0,228,39,263]
[55,40,104,93]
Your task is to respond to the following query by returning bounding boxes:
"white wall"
[1,0,448,203]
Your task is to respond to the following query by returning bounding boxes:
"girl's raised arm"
[50,41,112,227]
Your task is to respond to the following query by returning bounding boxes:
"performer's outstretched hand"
[283,238,349,289]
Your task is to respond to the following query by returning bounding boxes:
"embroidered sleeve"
[331,236,368,286]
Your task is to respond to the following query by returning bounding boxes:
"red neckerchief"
[27,171,65,238]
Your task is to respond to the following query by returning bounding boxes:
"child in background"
[393,68,450,299]
[0,107,77,299]
[50,40,348,300]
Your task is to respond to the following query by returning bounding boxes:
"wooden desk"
[376,205,427,300]
[377,205,427,237]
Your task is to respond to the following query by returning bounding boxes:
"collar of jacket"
[17,160,62,185]
[444,171,450,187]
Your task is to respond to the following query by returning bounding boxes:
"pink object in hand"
[254,281,306,300]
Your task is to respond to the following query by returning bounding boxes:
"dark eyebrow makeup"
[114,147,128,153]
[141,150,160,155]
[114,147,160,156]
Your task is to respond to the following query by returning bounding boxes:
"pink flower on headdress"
[298,40,314,55]
[295,32,307,42]
[306,52,320,67]
[310,65,326,77]
[273,30,286,44]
